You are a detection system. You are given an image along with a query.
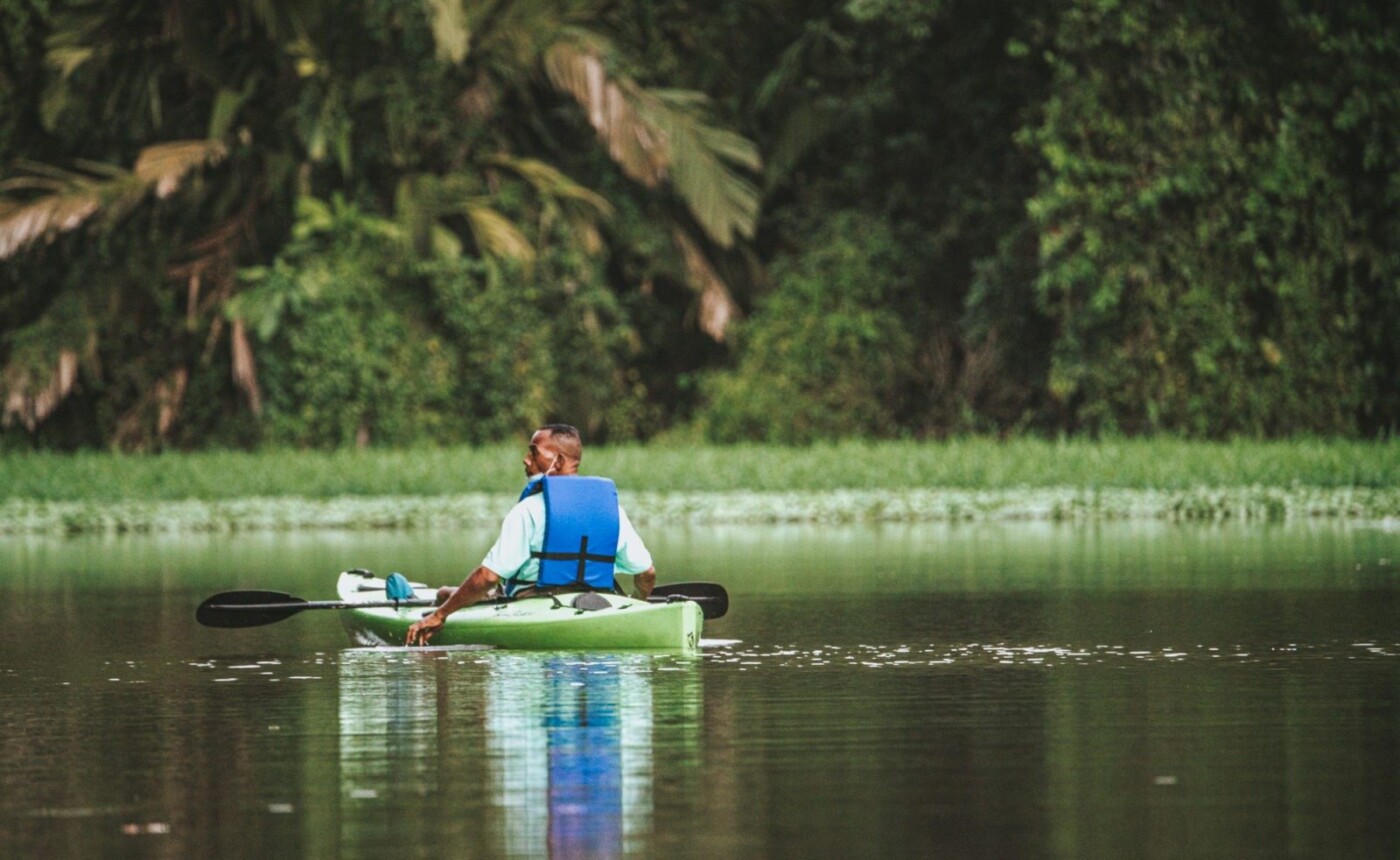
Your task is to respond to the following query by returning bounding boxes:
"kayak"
[336,570,704,653]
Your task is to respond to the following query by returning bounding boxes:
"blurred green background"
[3,0,1398,451]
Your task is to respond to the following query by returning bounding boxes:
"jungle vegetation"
[2,0,1397,450]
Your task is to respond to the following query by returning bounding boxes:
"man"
[406,424,656,646]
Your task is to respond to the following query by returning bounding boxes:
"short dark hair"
[538,423,582,462]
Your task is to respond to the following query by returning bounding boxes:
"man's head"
[524,424,582,477]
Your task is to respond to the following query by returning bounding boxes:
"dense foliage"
[1017,0,1400,436]
[2,0,1397,450]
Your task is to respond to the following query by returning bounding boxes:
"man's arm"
[615,505,654,599]
[631,566,655,600]
[406,565,501,646]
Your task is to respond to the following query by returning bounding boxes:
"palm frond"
[643,92,761,248]
[46,45,96,78]
[424,0,472,64]
[763,98,846,192]
[1,318,90,434]
[209,86,256,139]
[133,140,229,198]
[673,229,740,342]
[481,154,614,216]
[1,349,81,432]
[230,318,263,416]
[544,33,761,248]
[544,35,668,187]
[0,192,103,259]
[0,140,228,259]
[155,367,189,439]
[431,223,464,258]
[398,170,568,264]
[465,203,536,265]
[7,159,105,183]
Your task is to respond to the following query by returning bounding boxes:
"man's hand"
[632,567,656,600]
[406,612,445,646]
[406,566,501,645]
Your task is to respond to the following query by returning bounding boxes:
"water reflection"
[4,519,1399,857]
[489,656,649,857]
[336,650,696,857]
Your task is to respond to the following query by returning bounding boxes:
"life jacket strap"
[530,552,618,562]
[531,535,616,585]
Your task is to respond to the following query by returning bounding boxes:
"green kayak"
[336,570,704,653]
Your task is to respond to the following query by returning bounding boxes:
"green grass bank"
[2,439,1398,534]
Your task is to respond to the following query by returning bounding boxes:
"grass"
[1,438,1397,503]
[597,438,1400,492]
[2,439,1398,534]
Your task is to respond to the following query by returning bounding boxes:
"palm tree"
[0,0,760,444]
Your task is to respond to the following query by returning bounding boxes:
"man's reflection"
[338,651,686,858]
[489,655,653,857]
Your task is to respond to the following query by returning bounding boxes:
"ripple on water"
[698,640,1400,669]
[187,654,331,685]
[28,640,1398,688]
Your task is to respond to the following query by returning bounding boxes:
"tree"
[1013,0,1400,435]
[0,0,760,447]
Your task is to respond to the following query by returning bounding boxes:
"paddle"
[651,581,729,620]
[196,581,729,629]
[196,590,434,628]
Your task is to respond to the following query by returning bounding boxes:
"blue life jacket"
[518,475,620,590]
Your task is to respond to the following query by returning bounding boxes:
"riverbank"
[1,487,1399,535]
[2,439,1397,534]
[5,439,1398,498]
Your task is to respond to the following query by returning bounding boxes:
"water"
[2,521,1399,857]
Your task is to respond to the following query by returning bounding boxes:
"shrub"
[701,212,915,442]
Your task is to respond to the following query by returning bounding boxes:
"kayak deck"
[336,570,703,653]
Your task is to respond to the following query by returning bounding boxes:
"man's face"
[523,430,564,477]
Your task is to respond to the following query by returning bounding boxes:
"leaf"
[762,98,846,192]
[0,192,102,259]
[0,140,229,259]
[480,154,614,217]
[1,301,90,434]
[155,368,190,439]
[209,86,255,139]
[394,175,442,256]
[644,92,762,247]
[465,203,536,265]
[46,45,95,78]
[430,223,463,259]
[1,349,81,432]
[230,319,264,417]
[673,229,741,342]
[424,0,471,64]
[133,139,229,199]
[544,32,761,247]
[544,35,667,187]
[293,195,336,239]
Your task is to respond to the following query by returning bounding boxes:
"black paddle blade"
[196,590,309,628]
[651,582,729,620]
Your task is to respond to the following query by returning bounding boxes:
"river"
[2,520,1398,857]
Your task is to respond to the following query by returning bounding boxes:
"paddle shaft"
[209,598,434,613]
[198,580,728,628]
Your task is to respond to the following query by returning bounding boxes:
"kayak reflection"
[337,650,700,857]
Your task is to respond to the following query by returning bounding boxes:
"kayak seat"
[571,593,611,612]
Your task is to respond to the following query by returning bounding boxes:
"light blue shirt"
[480,492,653,588]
